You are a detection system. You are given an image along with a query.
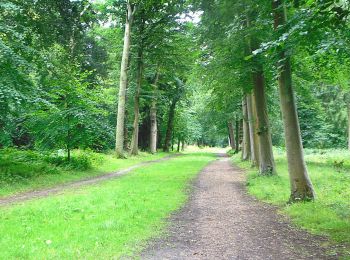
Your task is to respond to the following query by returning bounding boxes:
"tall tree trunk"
[252,93,261,166]
[273,0,315,201]
[150,73,159,154]
[163,102,176,152]
[123,84,129,151]
[130,46,143,155]
[252,67,276,175]
[177,138,181,152]
[246,94,258,166]
[235,120,240,153]
[115,1,134,158]
[227,121,236,150]
[242,97,251,160]
[181,139,185,151]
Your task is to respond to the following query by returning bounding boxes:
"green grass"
[0,148,170,197]
[0,152,215,259]
[232,148,350,251]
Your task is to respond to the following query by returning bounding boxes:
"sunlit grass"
[0,153,215,259]
[233,149,350,247]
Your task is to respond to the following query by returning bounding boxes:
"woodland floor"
[142,154,342,260]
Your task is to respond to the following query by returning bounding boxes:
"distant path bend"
[142,154,340,260]
[0,154,180,207]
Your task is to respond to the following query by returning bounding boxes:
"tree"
[115,0,135,157]
[272,0,315,201]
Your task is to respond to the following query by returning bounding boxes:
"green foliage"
[26,45,114,154]
[0,149,60,184]
[0,148,96,185]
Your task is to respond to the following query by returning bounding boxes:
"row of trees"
[1,0,204,159]
[196,0,350,201]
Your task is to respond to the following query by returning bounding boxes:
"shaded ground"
[142,154,341,260]
[0,154,178,207]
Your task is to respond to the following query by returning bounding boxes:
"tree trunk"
[242,97,251,160]
[150,73,159,154]
[235,120,240,153]
[130,46,143,155]
[251,93,261,167]
[227,121,236,150]
[273,0,315,201]
[163,102,176,152]
[115,1,134,158]
[252,67,276,175]
[123,83,130,151]
[246,94,258,166]
[181,139,185,151]
[177,138,181,152]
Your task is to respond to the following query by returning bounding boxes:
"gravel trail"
[142,155,340,260]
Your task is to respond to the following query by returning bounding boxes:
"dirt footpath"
[142,155,340,260]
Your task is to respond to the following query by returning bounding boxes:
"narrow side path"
[142,155,339,260]
[0,154,179,207]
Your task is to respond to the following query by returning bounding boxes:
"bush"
[0,149,60,184]
[0,149,98,184]
[44,150,96,170]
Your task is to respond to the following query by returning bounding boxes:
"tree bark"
[123,103,129,151]
[273,0,315,201]
[242,97,251,161]
[181,139,185,151]
[163,102,176,152]
[227,121,236,150]
[246,94,258,166]
[115,1,134,158]
[235,120,240,153]
[130,46,143,155]
[252,67,276,175]
[251,93,261,167]
[150,72,159,154]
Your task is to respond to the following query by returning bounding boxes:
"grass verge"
[0,148,170,198]
[232,149,350,255]
[0,152,215,259]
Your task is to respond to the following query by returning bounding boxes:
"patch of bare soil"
[142,155,343,260]
[0,154,178,207]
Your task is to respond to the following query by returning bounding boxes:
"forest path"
[142,154,338,260]
[0,154,179,207]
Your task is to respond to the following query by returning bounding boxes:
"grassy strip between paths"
[232,149,350,255]
[0,149,169,198]
[0,152,215,259]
